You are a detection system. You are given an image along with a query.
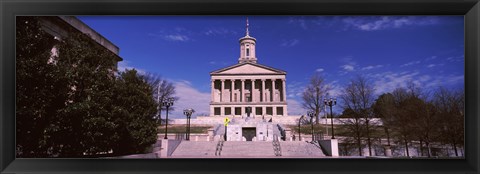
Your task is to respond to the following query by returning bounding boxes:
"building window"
[235,107,241,115]
[234,93,237,102]
[214,107,221,115]
[225,107,231,115]
[246,48,250,57]
[246,93,251,102]
[266,107,273,115]
[256,107,262,115]
[276,107,283,116]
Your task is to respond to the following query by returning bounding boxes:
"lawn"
[158,124,212,134]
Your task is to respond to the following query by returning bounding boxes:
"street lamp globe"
[183,108,195,140]
[162,97,174,139]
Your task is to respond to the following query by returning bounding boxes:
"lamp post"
[298,115,305,141]
[324,98,336,139]
[163,98,174,139]
[183,108,195,141]
[307,111,315,142]
[156,84,161,125]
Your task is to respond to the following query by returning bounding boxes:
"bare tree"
[144,73,177,125]
[433,87,464,156]
[302,72,330,124]
[387,87,418,157]
[338,108,364,156]
[340,75,376,156]
[373,93,396,148]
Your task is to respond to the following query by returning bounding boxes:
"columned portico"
[209,18,288,117]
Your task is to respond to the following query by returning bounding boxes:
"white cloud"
[427,63,444,68]
[342,16,439,31]
[280,39,300,47]
[446,55,464,62]
[170,80,211,118]
[287,81,304,99]
[117,60,146,75]
[325,81,342,98]
[425,56,437,61]
[163,34,190,42]
[370,71,421,94]
[204,28,238,36]
[369,71,463,95]
[341,64,355,71]
[316,68,324,72]
[148,27,193,42]
[400,60,421,67]
[288,17,308,30]
[424,75,464,89]
[287,99,306,116]
[361,65,384,70]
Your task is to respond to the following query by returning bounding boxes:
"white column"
[271,79,275,102]
[211,80,215,102]
[252,79,256,102]
[241,79,245,102]
[220,79,225,102]
[273,106,277,116]
[262,106,266,115]
[210,106,214,116]
[282,79,287,102]
[230,80,234,102]
[221,107,225,116]
[284,106,288,117]
[261,79,266,102]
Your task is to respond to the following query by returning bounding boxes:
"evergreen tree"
[16,16,160,157]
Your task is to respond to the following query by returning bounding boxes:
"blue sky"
[77,16,464,118]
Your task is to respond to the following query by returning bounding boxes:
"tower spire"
[246,17,250,36]
[239,17,257,64]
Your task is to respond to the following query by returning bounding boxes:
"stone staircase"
[280,141,326,157]
[220,141,275,157]
[170,141,218,157]
[170,140,326,157]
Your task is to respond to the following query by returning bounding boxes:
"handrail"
[272,134,282,156]
[215,134,225,156]
[277,124,286,141]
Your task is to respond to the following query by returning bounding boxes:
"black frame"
[1,0,479,174]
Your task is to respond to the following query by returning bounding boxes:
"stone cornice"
[210,62,287,75]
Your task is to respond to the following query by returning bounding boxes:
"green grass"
[158,124,212,134]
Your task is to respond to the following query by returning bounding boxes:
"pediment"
[211,63,286,75]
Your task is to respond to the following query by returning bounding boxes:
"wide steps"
[171,141,218,157]
[220,141,275,157]
[280,141,326,157]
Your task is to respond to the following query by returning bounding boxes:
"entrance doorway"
[242,128,256,141]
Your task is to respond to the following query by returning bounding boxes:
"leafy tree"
[301,72,330,124]
[112,70,159,155]
[16,16,59,157]
[50,30,119,157]
[16,16,160,157]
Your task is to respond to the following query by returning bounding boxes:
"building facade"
[38,16,123,64]
[210,20,287,117]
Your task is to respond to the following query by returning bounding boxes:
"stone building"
[209,19,288,117]
[38,16,123,65]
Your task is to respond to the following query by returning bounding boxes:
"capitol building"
[209,19,288,117]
